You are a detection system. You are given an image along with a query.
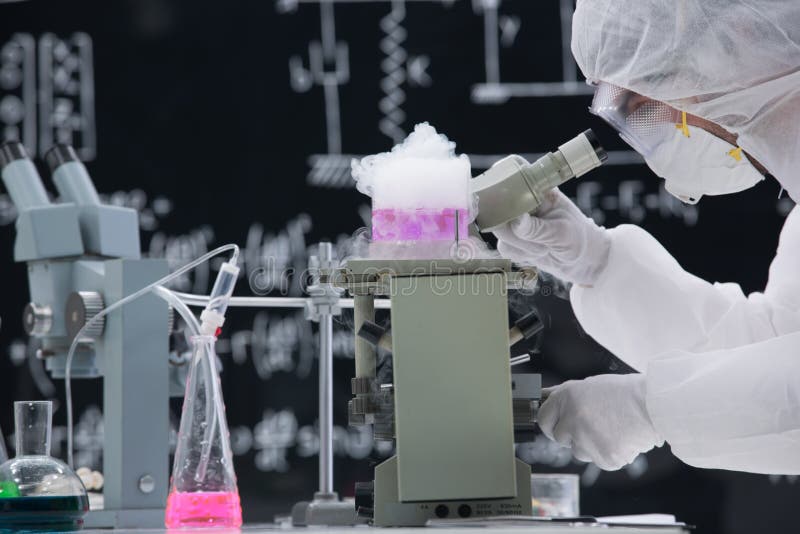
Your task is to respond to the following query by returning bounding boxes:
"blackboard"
[0,1,796,532]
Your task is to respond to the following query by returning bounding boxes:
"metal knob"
[65,291,105,341]
[22,303,53,336]
[138,474,155,494]
[354,481,375,519]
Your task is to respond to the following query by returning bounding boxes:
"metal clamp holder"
[292,243,358,526]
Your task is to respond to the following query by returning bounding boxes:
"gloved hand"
[492,189,611,286]
[537,374,664,471]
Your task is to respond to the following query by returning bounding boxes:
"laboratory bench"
[83,523,690,534]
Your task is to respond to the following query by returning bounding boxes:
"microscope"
[0,142,173,528]
[332,131,607,526]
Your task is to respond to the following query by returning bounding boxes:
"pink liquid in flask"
[372,207,469,241]
[165,490,242,529]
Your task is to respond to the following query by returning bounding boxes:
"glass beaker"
[530,473,580,518]
[0,401,89,532]
[165,335,242,528]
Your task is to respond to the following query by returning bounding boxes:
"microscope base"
[84,507,166,529]
[373,457,533,527]
[291,492,360,526]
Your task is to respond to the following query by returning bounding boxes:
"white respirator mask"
[644,123,764,204]
[589,81,764,204]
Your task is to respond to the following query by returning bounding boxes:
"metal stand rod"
[173,292,390,310]
[318,311,334,495]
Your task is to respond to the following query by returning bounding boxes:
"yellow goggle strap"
[674,111,744,162]
[676,111,690,137]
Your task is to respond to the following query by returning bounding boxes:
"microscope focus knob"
[66,291,105,341]
[22,303,53,336]
[354,481,374,519]
[166,304,175,335]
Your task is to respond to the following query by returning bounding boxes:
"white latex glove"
[537,374,664,471]
[492,189,611,286]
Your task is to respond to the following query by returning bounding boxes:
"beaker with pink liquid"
[367,153,473,259]
[372,207,470,242]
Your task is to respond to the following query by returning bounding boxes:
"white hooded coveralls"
[570,0,800,473]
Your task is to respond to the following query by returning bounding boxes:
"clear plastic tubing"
[64,244,239,468]
[204,262,238,318]
[194,337,224,482]
[152,286,201,336]
[154,285,219,478]
[195,261,240,481]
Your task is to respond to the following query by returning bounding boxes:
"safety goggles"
[589,82,686,157]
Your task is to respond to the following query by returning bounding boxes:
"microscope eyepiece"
[44,144,80,174]
[582,128,608,162]
[471,129,607,231]
[0,142,29,171]
[557,129,606,179]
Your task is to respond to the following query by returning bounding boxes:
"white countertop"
[83,523,689,534]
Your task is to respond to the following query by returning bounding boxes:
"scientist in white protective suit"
[494,0,800,473]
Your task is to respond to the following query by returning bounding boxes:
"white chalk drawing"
[272,0,721,227]
[1,12,794,490]
[280,0,445,187]
[471,0,594,104]
[575,179,699,227]
[231,409,393,473]
[0,34,36,152]
[38,33,96,160]
[0,33,96,160]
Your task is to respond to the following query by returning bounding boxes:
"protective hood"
[571,0,800,201]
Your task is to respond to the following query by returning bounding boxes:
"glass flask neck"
[0,422,7,463]
[14,401,52,457]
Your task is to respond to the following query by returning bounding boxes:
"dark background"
[0,1,797,533]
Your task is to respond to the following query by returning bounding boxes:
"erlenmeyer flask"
[165,335,242,528]
[0,401,89,532]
